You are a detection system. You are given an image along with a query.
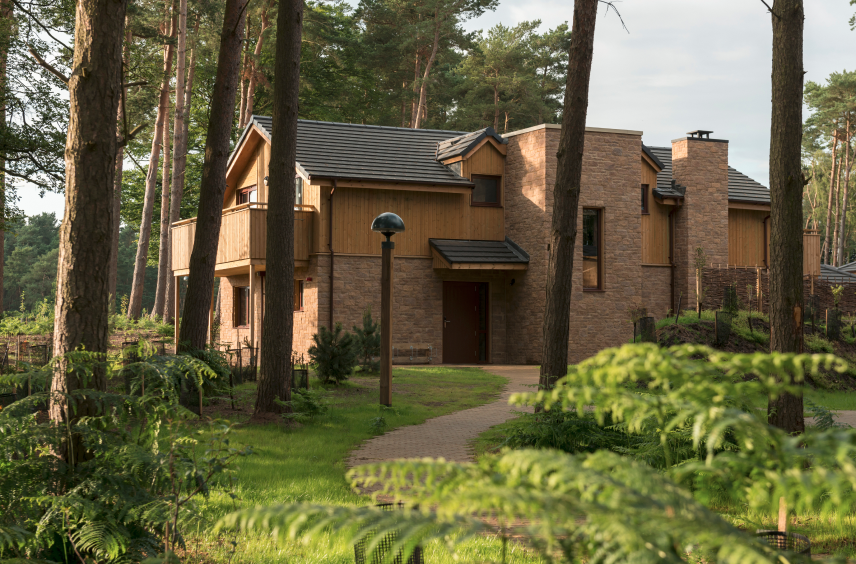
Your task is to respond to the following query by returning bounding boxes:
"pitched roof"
[646,145,770,205]
[429,237,530,265]
[820,264,856,283]
[642,144,665,170]
[240,116,474,187]
[646,146,687,200]
[840,260,856,272]
[435,127,507,161]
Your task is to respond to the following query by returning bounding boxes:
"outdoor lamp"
[264,176,269,186]
[371,212,404,407]
[371,212,405,241]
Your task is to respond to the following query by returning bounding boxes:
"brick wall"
[672,138,729,307]
[504,126,644,364]
[642,266,673,318]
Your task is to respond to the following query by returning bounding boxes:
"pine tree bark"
[178,0,248,351]
[243,3,272,126]
[832,151,842,266]
[767,0,805,435]
[837,119,851,265]
[109,21,132,311]
[50,0,127,464]
[0,0,10,317]
[253,0,302,418]
[238,16,251,129]
[164,2,191,324]
[413,21,440,130]
[539,0,598,389]
[151,88,173,319]
[822,133,838,264]
[127,3,177,318]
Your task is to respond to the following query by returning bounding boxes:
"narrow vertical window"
[295,175,304,206]
[583,208,603,290]
[234,286,250,326]
[294,280,304,311]
[641,184,649,214]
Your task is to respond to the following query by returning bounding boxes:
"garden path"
[346,365,538,466]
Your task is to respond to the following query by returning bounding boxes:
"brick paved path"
[346,365,539,467]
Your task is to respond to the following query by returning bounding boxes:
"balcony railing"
[171,203,315,273]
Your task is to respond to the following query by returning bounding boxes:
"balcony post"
[174,275,180,350]
[249,264,255,355]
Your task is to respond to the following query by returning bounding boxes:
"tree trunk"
[822,133,838,264]
[539,0,598,389]
[832,151,843,266]
[493,83,499,131]
[127,4,178,318]
[50,0,127,465]
[164,2,192,325]
[837,119,852,265]
[109,21,132,312]
[413,23,440,130]
[253,0,302,418]
[238,16,251,129]
[243,4,272,126]
[767,0,805,435]
[0,0,10,317]
[178,0,248,351]
[151,83,173,319]
[411,51,420,127]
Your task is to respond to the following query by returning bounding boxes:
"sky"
[18,0,856,217]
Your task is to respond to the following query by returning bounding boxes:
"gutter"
[329,180,336,330]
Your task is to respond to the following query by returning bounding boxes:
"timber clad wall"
[672,138,729,307]
[728,208,769,267]
[641,160,671,265]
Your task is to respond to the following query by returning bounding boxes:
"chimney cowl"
[687,130,713,139]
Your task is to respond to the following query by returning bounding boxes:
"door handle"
[444,317,450,328]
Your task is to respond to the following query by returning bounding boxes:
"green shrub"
[308,322,358,384]
[352,306,380,374]
[278,388,329,423]
[0,351,250,563]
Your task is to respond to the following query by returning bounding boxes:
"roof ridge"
[252,114,469,136]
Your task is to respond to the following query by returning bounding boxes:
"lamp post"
[371,212,405,407]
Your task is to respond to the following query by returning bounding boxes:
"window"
[295,175,304,206]
[294,280,304,312]
[471,175,501,206]
[234,286,250,326]
[641,184,649,214]
[582,208,603,290]
[237,185,257,205]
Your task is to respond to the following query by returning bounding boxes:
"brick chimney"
[671,130,729,310]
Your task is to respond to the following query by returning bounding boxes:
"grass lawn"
[190,366,544,564]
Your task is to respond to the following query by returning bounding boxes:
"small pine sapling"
[832,284,844,310]
[308,322,359,384]
[353,306,381,374]
[746,283,754,333]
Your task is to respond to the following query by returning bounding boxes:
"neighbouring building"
[170,119,820,365]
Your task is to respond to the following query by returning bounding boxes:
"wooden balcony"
[171,203,315,276]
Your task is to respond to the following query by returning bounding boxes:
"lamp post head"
[371,212,405,241]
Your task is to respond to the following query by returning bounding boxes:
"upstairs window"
[238,185,257,205]
[471,175,501,207]
[294,280,304,312]
[582,208,603,290]
[234,286,250,326]
[641,184,649,214]
[295,175,304,206]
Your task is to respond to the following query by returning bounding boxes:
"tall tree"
[109,20,132,310]
[178,0,248,350]
[539,0,599,390]
[253,0,302,418]
[163,5,194,324]
[0,0,10,316]
[767,0,805,434]
[127,1,178,318]
[49,0,127,463]
[152,88,173,319]
[242,0,273,127]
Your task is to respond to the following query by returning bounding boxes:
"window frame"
[234,286,250,327]
[295,175,304,206]
[582,207,605,292]
[237,185,257,205]
[641,184,649,215]
[294,280,304,312]
[470,174,502,208]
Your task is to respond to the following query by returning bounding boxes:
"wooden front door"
[442,281,489,363]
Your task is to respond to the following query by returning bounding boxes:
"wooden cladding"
[804,229,820,277]
[170,203,315,272]
[640,157,671,265]
[316,186,504,257]
[728,208,768,268]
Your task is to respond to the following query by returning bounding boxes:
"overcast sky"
[19,0,856,217]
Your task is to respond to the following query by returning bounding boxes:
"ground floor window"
[294,280,304,311]
[583,208,603,290]
[234,286,250,326]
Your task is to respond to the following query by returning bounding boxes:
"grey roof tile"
[239,116,474,186]
[436,127,507,161]
[820,264,856,283]
[646,145,770,205]
[429,237,530,265]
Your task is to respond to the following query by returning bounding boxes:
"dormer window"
[472,175,501,207]
[238,185,257,205]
